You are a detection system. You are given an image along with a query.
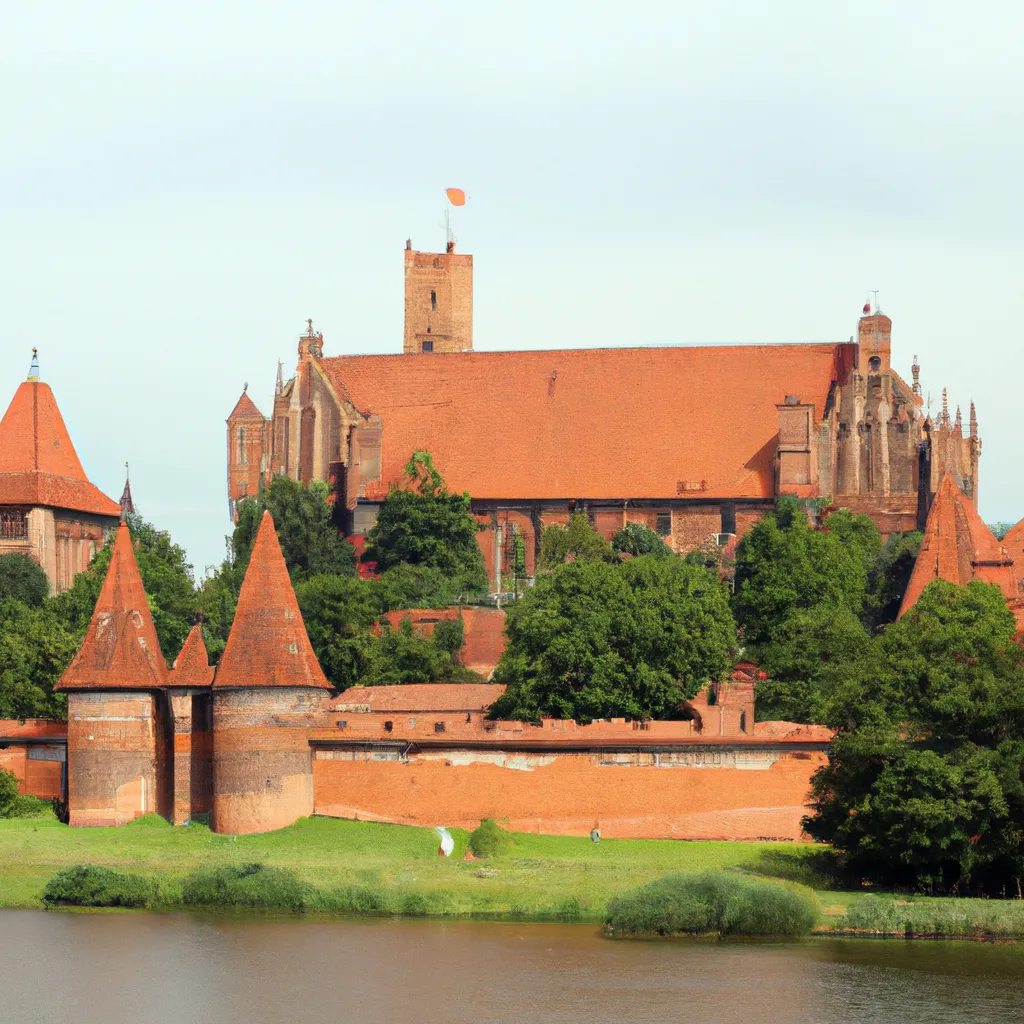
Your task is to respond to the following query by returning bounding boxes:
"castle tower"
[211,510,332,834]
[56,523,171,826]
[403,239,473,354]
[166,624,215,825]
[226,386,268,521]
[0,354,121,592]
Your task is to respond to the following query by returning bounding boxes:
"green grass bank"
[4,814,1024,937]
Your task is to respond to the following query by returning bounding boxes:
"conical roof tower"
[168,624,214,688]
[57,522,167,690]
[214,510,330,689]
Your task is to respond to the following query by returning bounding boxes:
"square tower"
[403,240,473,354]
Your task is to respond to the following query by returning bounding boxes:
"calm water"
[2,911,1023,1024]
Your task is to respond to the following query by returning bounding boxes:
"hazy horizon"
[3,1,1021,574]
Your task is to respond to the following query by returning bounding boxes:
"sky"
[2,1,1022,575]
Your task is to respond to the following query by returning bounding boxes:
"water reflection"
[1,911,1022,1024]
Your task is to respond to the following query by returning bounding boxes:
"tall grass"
[42,865,154,909]
[837,895,1024,938]
[606,871,819,937]
[181,863,310,911]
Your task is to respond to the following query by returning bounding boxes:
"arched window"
[238,428,247,465]
[868,356,881,372]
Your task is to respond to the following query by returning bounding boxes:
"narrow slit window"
[430,289,437,310]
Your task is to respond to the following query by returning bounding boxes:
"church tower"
[403,239,473,353]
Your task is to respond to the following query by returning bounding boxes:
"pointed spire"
[168,623,214,688]
[955,405,962,431]
[969,400,978,439]
[214,511,330,690]
[27,348,39,382]
[275,360,284,397]
[56,523,168,690]
[119,462,135,520]
[911,354,921,396]
[940,387,949,427]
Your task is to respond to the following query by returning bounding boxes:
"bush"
[606,871,818,937]
[1,794,53,819]
[181,863,310,911]
[0,767,19,811]
[469,818,511,859]
[42,865,154,909]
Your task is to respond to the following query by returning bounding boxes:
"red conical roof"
[0,380,121,517]
[900,472,1016,617]
[227,390,265,421]
[213,511,330,689]
[57,523,168,690]
[168,624,214,688]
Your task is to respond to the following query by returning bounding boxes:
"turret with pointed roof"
[226,384,269,523]
[1,355,121,594]
[211,510,329,834]
[169,624,214,688]
[58,521,171,826]
[900,471,1018,620]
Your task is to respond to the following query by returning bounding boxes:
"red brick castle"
[227,244,980,589]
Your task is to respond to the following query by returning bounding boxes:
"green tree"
[0,554,49,607]
[363,452,487,598]
[868,530,923,627]
[539,513,617,570]
[294,574,378,690]
[490,556,734,722]
[362,617,444,686]
[0,600,76,719]
[732,499,880,647]
[804,580,1024,892]
[611,522,673,559]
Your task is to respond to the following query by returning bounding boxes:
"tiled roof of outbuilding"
[213,511,331,689]
[321,343,852,500]
[57,523,168,691]
[0,381,120,517]
[168,625,214,688]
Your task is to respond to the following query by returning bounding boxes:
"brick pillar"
[168,691,194,825]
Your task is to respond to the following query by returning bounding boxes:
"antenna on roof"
[27,348,39,382]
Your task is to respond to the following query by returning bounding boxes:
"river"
[2,911,1023,1023]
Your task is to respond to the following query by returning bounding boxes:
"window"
[656,511,672,536]
[434,721,446,733]
[740,710,747,733]
[237,427,247,465]
[384,720,393,733]
[422,340,434,353]
[868,356,881,372]
[336,720,347,730]
[720,503,736,536]
[430,289,437,310]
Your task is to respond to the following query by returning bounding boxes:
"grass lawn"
[0,813,829,920]
[5,814,1024,936]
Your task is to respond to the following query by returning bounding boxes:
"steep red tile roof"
[168,624,214,688]
[57,523,168,690]
[1003,518,1024,569]
[213,510,331,689]
[321,343,853,500]
[0,381,120,517]
[227,390,265,421]
[900,472,1017,617]
[334,684,507,713]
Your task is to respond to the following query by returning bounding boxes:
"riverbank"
[4,814,1024,937]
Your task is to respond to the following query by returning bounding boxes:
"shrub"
[42,865,154,909]
[606,871,818,937]
[181,863,310,911]
[1,794,53,819]
[469,818,511,859]
[0,767,19,811]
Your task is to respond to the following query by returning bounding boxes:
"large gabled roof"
[320,342,854,502]
[213,511,331,689]
[0,380,120,517]
[57,523,168,691]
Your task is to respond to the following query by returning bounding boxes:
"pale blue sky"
[2,1,1021,574]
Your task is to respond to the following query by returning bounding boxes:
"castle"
[228,242,979,590]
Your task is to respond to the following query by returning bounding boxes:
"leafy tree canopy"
[490,556,735,722]
[539,513,617,570]
[0,599,76,719]
[611,522,673,559]
[363,452,487,599]
[0,554,49,607]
